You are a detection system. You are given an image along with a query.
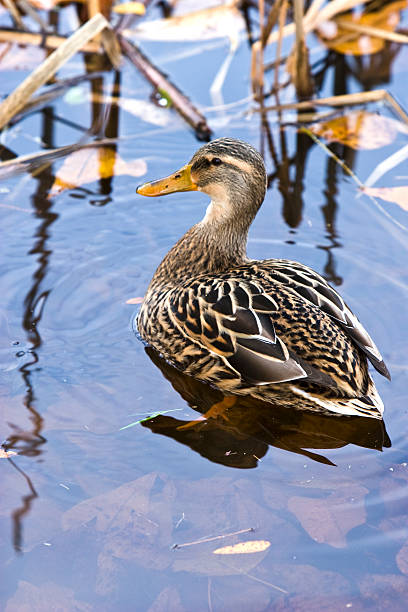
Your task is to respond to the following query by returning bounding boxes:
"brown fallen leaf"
[113,1,145,15]
[361,186,408,211]
[310,111,403,150]
[213,540,271,555]
[0,448,17,458]
[49,147,147,197]
[317,0,407,56]
[288,481,368,549]
[126,296,144,304]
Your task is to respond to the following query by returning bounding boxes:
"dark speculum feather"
[213,294,234,315]
[294,284,320,305]
[315,283,344,309]
[238,335,286,360]
[204,287,220,303]
[233,286,250,308]
[258,313,276,343]
[290,272,314,287]
[223,308,260,335]
[251,294,278,312]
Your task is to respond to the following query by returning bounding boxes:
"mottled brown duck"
[135,138,390,419]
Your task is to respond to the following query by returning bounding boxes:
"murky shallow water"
[2,7,408,611]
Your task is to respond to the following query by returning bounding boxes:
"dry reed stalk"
[289,0,314,99]
[0,29,100,52]
[0,13,110,132]
[265,0,371,45]
[261,89,408,125]
[17,0,50,31]
[274,0,288,98]
[3,0,23,28]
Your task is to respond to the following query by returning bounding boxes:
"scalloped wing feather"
[270,261,390,380]
[167,279,341,389]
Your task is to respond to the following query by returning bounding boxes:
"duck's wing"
[168,279,338,389]
[267,260,390,380]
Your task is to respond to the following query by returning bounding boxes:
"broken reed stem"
[335,19,408,45]
[118,34,212,140]
[17,0,50,31]
[0,14,110,132]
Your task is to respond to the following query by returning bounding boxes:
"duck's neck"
[148,195,258,290]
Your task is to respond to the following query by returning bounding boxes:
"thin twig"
[300,126,408,232]
[172,527,254,550]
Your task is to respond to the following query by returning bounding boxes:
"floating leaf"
[113,1,145,15]
[318,0,407,56]
[213,540,271,555]
[310,111,402,150]
[361,186,408,211]
[0,448,17,458]
[49,147,147,197]
[132,3,245,42]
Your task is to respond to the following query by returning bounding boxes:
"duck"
[135,137,390,419]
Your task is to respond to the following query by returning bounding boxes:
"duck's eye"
[211,157,222,166]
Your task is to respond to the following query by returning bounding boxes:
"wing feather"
[270,261,390,379]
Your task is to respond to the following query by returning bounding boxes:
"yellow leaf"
[310,111,400,150]
[49,147,147,197]
[213,540,271,555]
[0,449,17,458]
[361,186,408,211]
[113,1,145,15]
[318,0,407,56]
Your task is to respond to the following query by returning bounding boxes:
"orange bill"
[136,163,198,196]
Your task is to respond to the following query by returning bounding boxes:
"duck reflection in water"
[142,347,391,469]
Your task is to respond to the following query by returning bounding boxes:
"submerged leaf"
[361,186,408,211]
[288,482,368,549]
[318,0,407,56]
[213,540,271,555]
[310,111,402,150]
[49,148,147,197]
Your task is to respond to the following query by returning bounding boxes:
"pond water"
[1,4,408,611]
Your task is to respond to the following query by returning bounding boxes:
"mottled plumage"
[136,138,390,418]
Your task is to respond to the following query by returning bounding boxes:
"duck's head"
[137,138,267,226]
